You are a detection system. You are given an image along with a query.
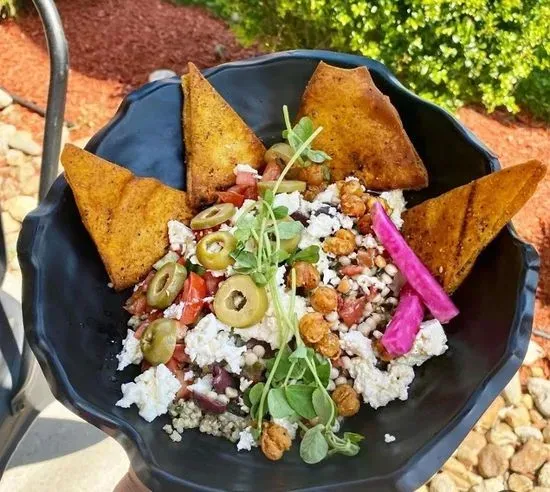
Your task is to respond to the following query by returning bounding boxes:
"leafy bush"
[0,0,31,18]
[178,0,550,118]
[516,69,550,122]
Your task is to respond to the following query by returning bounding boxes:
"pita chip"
[182,62,265,208]
[402,160,546,293]
[61,144,193,290]
[297,61,428,190]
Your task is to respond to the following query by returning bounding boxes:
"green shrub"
[0,0,31,18]
[178,0,550,117]
[516,68,550,122]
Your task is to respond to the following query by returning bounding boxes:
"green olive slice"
[213,275,268,328]
[269,217,302,254]
[146,262,187,309]
[264,142,294,166]
[190,203,236,230]
[258,180,306,194]
[196,231,237,270]
[140,319,178,366]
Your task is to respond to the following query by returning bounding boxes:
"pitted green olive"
[270,217,302,254]
[213,275,268,328]
[147,262,187,309]
[258,180,306,194]
[196,231,237,270]
[190,203,236,230]
[264,142,294,166]
[140,319,178,366]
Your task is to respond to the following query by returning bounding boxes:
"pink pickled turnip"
[381,284,424,356]
[370,202,459,323]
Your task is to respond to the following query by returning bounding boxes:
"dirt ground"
[0,0,549,334]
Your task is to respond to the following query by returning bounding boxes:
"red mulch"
[1,0,549,331]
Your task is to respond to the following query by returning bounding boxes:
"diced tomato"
[179,272,207,325]
[177,256,187,265]
[125,294,148,316]
[193,225,221,241]
[236,171,257,186]
[204,271,224,296]
[262,161,282,181]
[339,265,364,276]
[338,296,368,327]
[242,185,258,200]
[172,343,190,364]
[217,190,245,207]
[165,359,191,399]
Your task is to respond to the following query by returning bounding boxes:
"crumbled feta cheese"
[275,265,286,287]
[239,377,253,392]
[273,191,301,215]
[314,183,340,204]
[347,347,415,409]
[357,233,379,250]
[273,418,298,440]
[163,301,185,320]
[185,314,246,374]
[306,213,340,238]
[380,190,406,229]
[339,331,373,360]
[153,251,180,270]
[231,199,256,225]
[298,231,320,250]
[234,164,259,177]
[116,364,181,422]
[168,220,196,257]
[127,315,142,329]
[236,426,258,451]
[188,374,213,395]
[397,319,448,367]
[116,329,143,371]
[183,370,194,381]
[384,433,396,443]
[336,212,354,230]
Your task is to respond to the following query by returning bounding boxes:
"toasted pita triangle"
[296,61,428,190]
[62,144,193,290]
[402,160,546,293]
[182,62,265,208]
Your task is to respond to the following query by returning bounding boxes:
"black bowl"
[18,50,538,491]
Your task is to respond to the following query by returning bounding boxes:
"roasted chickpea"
[357,248,376,267]
[363,194,390,213]
[340,179,363,196]
[310,286,339,314]
[340,193,366,217]
[303,184,327,202]
[323,229,356,256]
[261,422,291,461]
[299,312,330,344]
[290,261,320,290]
[337,278,351,294]
[356,214,373,235]
[331,384,360,417]
[297,164,326,186]
[315,332,341,359]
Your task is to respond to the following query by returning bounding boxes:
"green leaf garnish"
[288,245,320,265]
[312,389,335,425]
[272,220,303,240]
[285,384,316,419]
[272,206,289,220]
[267,388,297,418]
[300,425,329,464]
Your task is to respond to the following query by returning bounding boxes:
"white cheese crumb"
[236,426,258,451]
[163,301,185,320]
[168,220,196,258]
[170,431,182,442]
[185,314,245,374]
[384,433,396,443]
[183,370,194,381]
[306,213,340,238]
[314,183,340,204]
[116,364,181,422]
[396,319,448,367]
[188,374,213,395]
[273,191,301,215]
[273,418,298,440]
[231,199,256,225]
[116,329,143,371]
[339,331,373,360]
[239,377,253,392]
[379,190,406,229]
[153,251,180,270]
[234,163,259,177]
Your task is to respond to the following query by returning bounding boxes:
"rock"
[415,486,429,492]
[516,426,544,443]
[502,444,516,459]
[533,367,546,378]
[488,422,519,447]
[3,195,37,222]
[456,431,486,468]
[478,443,509,478]
[529,378,550,418]
[530,409,547,429]
[533,488,550,492]
[542,425,550,443]
[525,341,545,366]
[5,148,25,167]
[0,123,16,143]
[539,463,550,487]
[1,211,21,234]
[8,130,41,156]
[442,457,482,490]
[524,395,536,410]
[71,136,91,149]
[511,438,549,474]
[476,396,505,432]
[429,472,457,492]
[0,88,12,109]
[508,473,534,491]
[506,407,532,428]
[469,477,505,492]
[20,174,40,196]
[503,372,523,405]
